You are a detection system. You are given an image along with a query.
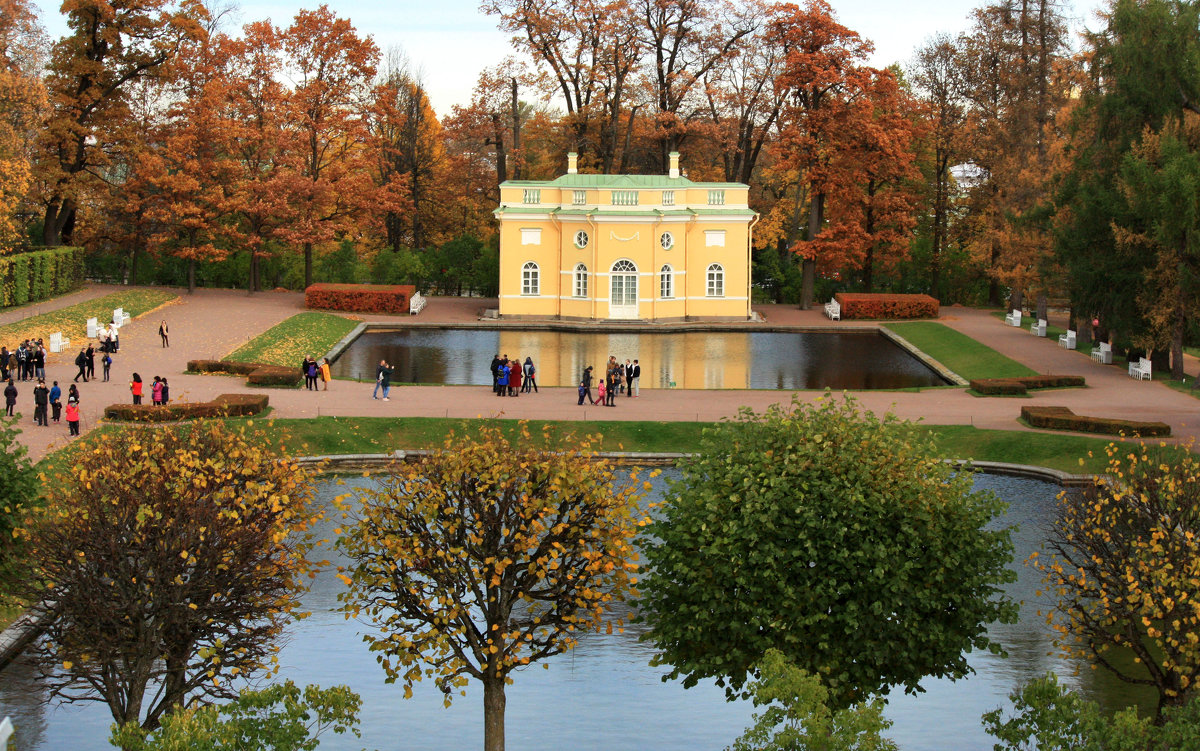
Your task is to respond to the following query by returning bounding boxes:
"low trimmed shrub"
[1021,406,1170,437]
[187,359,302,387]
[836,293,939,320]
[970,375,1086,396]
[104,394,269,422]
[305,283,415,314]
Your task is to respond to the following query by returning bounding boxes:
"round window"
[574,230,589,249]
[660,231,675,250]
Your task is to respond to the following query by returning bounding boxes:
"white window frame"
[574,230,589,249]
[522,262,540,295]
[661,190,675,206]
[707,190,725,206]
[573,190,586,205]
[660,265,674,299]
[573,263,588,298]
[523,189,541,204]
[660,231,675,250]
[706,263,724,297]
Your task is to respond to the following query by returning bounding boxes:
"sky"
[31,0,1110,117]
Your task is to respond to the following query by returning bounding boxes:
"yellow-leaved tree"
[17,420,322,741]
[336,422,650,751]
[1034,439,1200,720]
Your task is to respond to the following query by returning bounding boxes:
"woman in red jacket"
[130,372,143,405]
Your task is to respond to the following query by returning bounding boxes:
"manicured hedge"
[0,247,84,307]
[970,375,1086,396]
[188,359,302,387]
[1021,406,1171,437]
[104,393,269,422]
[305,283,415,314]
[836,293,939,320]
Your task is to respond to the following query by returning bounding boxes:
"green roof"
[501,173,748,190]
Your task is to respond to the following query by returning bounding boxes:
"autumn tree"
[1033,439,1200,719]
[0,0,46,251]
[638,395,1016,710]
[337,422,647,751]
[38,0,205,246]
[277,5,378,288]
[17,421,322,738]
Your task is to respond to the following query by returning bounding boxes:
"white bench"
[1129,357,1152,380]
[86,316,99,338]
[824,298,841,321]
[409,292,427,315]
[1005,309,1022,327]
[113,307,131,327]
[1029,318,1047,337]
[1091,341,1112,364]
[1058,330,1076,349]
[49,332,70,353]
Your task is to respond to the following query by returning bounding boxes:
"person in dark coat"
[33,379,49,426]
[378,361,394,401]
[49,381,62,422]
[490,354,502,395]
[582,366,596,405]
[85,344,96,380]
[73,348,88,382]
[3,379,15,416]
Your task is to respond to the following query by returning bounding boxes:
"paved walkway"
[5,288,1198,462]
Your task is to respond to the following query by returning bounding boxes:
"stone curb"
[0,607,51,671]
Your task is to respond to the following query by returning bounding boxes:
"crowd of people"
[578,357,640,406]
[302,356,332,391]
[489,355,538,397]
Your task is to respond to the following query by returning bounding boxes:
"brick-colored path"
[7,289,1198,461]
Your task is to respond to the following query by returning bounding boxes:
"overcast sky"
[31,0,1110,116]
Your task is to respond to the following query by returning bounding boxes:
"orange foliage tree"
[0,0,46,252]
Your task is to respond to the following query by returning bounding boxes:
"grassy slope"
[885,321,1037,380]
[0,289,177,347]
[226,312,358,367]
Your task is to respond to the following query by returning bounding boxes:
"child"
[577,380,587,405]
[596,379,606,405]
[65,399,80,436]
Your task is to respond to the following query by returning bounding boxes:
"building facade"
[494,153,757,321]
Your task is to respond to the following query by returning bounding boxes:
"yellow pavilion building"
[494,152,758,321]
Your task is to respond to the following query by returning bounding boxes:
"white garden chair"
[86,317,99,338]
[1058,330,1076,349]
[1129,357,1152,380]
[1005,309,1022,327]
[824,298,841,321]
[1029,319,1047,337]
[1091,341,1112,364]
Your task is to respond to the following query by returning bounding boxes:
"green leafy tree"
[0,414,39,594]
[337,422,648,751]
[983,674,1200,748]
[111,681,361,750]
[727,649,896,751]
[638,394,1017,709]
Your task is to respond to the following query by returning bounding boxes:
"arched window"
[612,259,637,273]
[660,265,674,299]
[706,263,724,297]
[522,262,540,295]
[573,263,588,297]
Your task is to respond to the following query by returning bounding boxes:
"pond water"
[330,328,950,390]
[0,472,1153,750]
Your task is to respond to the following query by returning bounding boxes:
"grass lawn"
[0,289,177,348]
[226,312,359,367]
[885,321,1037,380]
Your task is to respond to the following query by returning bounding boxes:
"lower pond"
[330,328,950,390]
[0,472,1153,750]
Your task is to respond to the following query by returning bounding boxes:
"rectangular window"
[660,272,673,299]
[707,190,725,205]
[707,269,724,297]
[520,228,542,245]
[661,190,675,206]
[704,230,726,247]
[574,271,588,297]
[573,190,586,205]
[523,189,541,204]
[612,190,639,206]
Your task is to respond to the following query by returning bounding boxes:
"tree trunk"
[1171,279,1185,380]
[304,242,313,289]
[800,192,823,310]
[1008,288,1024,314]
[187,259,196,294]
[249,251,259,294]
[483,675,506,751]
[1036,293,1047,321]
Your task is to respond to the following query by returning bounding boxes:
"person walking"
[378,360,394,401]
[4,379,15,416]
[49,381,62,423]
[631,359,641,397]
[320,358,331,391]
[372,359,387,399]
[130,373,143,405]
[577,380,588,405]
[523,357,538,393]
[596,378,606,406]
[102,351,112,382]
[65,399,80,436]
[159,320,169,347]
[85,343,96,380]
[73,348,88,383]
[582,366,596,405]
[0,347,8,381]
[33,379,49,426]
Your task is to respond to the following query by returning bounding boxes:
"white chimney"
[669,151,680,179]
[567,152,578,175]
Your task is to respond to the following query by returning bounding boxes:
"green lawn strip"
[923,424,1112,474]
[0,289,177,347]
[1164,378,1200,401]
[225,312,358,367]
[885,321,1037,380]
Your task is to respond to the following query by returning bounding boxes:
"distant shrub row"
[104,393,268,422]
[1021,406,1170,437]
[835,293,938,320]
[970,375,1086,396]
[305,283,415,314]
[188,359,302,387]
[0,247,85,308]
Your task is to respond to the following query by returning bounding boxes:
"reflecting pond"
[0,472,1153,750]
[331,328,950,390]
